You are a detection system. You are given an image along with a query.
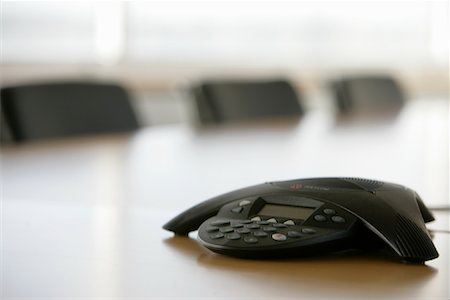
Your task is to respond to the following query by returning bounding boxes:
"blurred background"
[1,0,448,126]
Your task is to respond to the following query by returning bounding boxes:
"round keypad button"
[239,200,252,206]
[301,228,317,234]
[206,226,219,232]
[239,220,253,224]
[211,220,230,226]
[231,207,243,214]
[236,228,251,234]
[210,232,224,239]
[323,208,336,215]
[272,223,287,228]
[226,233,241,240]
[257,221,270,225]
[219,227,234,233]
[314,215,327,222]
[287,231,303,238]
[253,231,268,237]
[247,224,260,229]
[272,233,287,241]
[331,216,346,223]
[244,236,258,244]
[262,226,277,232]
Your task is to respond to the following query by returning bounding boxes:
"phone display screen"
[258,204,315,220]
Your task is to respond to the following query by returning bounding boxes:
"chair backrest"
[1,81,139,142]
[1,108,14,144]
[191,79,304,124]
[331,76,405,113]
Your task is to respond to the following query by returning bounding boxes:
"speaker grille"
[394,214,438,261]
[343,178,384,191]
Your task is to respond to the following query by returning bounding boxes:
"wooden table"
[1,99,449,299]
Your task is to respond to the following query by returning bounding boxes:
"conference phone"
[163,177,439,263]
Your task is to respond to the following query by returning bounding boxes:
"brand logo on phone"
[290,183,303,190]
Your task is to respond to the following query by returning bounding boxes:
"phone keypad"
[199,198,355,254]
[203,218,322,245]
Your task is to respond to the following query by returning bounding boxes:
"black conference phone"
[163,178,439,263]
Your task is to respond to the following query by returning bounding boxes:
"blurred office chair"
[1,108,14,144]
[1,81,139,142]
[190,79,304,124]
[331,76,405,114]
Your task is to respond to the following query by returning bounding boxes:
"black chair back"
[331,76,405,113]
[191,79,304,124]
[1,81,139,142]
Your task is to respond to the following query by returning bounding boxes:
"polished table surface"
[1,99,449,299]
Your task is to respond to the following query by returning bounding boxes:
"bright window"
[2,1,448,69]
